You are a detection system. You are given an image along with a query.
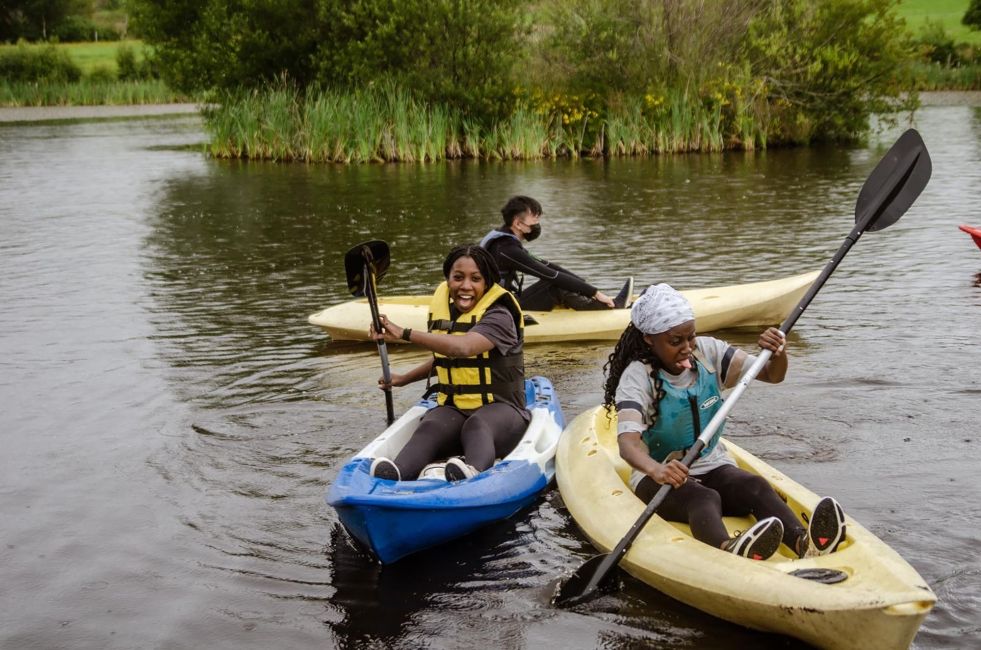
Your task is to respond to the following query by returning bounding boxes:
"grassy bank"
[898,0,981,89]
[0,39,150,75]
[0,79,184,107]
[0,40,186,106]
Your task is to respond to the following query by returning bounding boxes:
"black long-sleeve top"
[483,229,597,297]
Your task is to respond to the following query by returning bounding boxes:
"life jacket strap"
[430,381,523,396]
[433,355,522,369]
[428,318,474,333]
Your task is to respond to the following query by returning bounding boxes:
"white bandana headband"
[630,283,695,335]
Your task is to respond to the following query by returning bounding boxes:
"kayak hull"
[328,376,564,564]
[309,270,820,343]
[556,406,935,649]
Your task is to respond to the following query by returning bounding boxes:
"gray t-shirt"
[466,304,522,355]
[615,336,761,483]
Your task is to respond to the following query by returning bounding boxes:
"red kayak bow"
[959,224,981,251]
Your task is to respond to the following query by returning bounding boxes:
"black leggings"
[520,281,608,311]
[518,264,608,312]
[635,463,807,550]
[391,403,528,479]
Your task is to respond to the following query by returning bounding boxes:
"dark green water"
[1,106,979,649]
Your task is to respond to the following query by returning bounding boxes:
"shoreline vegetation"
[3,1,980,160]
[203,84,769,162]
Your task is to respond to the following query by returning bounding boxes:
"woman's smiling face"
[644,320,696,374]
[447,255,487,313]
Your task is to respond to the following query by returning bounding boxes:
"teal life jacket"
[641,353,725,463]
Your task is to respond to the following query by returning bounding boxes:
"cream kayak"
[556,406,935,649]
[309,270,820,343]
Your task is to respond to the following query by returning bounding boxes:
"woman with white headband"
[602,284,846,561]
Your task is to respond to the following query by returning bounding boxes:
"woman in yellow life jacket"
[368,244,529,482]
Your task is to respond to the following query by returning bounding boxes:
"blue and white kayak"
[327,376,565,564]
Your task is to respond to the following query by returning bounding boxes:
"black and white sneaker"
[723,516,784,561]
[444,457,478,482]
[612,277,634,309]
[369,457,401,481]
[804,496,846,556]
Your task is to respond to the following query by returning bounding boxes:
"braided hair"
[442,244,502,286]
[602,323,666,422]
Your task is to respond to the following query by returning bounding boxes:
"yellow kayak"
[556,406,935,649]
[308,270,820,343]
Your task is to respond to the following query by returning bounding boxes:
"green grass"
[0,39,150,75]
[897,0,981,45]
[0,79,186,106]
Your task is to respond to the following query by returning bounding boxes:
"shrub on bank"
[116,43,158,81]
[0,42,82,83]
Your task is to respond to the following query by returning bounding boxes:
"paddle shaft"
[363,262,395,425]
[568,141,928,603]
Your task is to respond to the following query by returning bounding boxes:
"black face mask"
[525,223,542,242]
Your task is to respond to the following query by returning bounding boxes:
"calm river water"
[1,104,979,650]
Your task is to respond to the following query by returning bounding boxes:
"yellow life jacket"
[427,281,525,410]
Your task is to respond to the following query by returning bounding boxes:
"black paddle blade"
[855,129,932,232]
[552,554,619,607]
[343,240,390,297]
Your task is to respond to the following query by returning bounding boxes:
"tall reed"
[203,82,785,163]
[0,79,183,107]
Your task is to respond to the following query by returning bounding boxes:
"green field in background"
[897,0,981,44]
[0,40,148,75]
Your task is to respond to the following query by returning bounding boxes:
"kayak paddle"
[553,128,932,607]
[344,240,395,425]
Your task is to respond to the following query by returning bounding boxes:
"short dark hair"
[500,195,542,225]
[442,244,502,285]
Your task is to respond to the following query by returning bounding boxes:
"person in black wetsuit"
[479,195,633,311]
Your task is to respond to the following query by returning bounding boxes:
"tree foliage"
[128,0,323,91]
[129,0,919,145]
[314,0,525,120]
[129,0,525,120]
[742,0,916,142]
[536,0,760,94]
[965,0,981,30]
[1,0,89,42]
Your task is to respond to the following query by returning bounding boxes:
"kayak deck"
[309,270,820,343]
[556,406,935,649]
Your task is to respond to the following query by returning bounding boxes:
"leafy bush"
[314,0,525,122]
[742,0,917,143]
[918,20,960,66]
[0,42,82,82]
[87,65,115,82]
[129,0,326,92]
[115,44,159,81]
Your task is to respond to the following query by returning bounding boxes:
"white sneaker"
[444,457,478,482]
[369,457,401,481]
[419,462,448,481]
[723,516,783,561]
